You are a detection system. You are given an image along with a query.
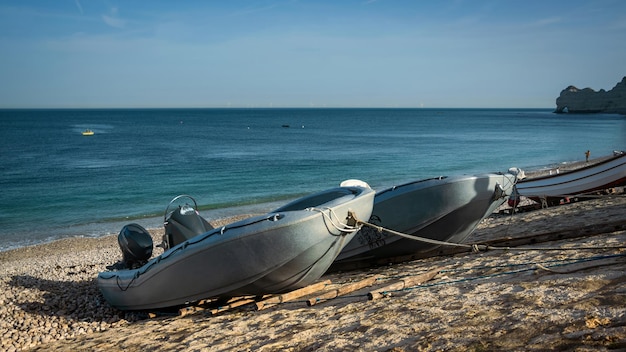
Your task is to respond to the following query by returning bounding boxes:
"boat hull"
[98,186,374,310]
[516,152,626,204]
[332,173,515,266]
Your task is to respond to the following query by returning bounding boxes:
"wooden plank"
[177,298,218,317]
[210,297,257,315]
[368,268,441,301]
[256,280,332,310]
[178,296,255,317]
[307,276,381,306]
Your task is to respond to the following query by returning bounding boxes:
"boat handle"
[163,194,199,222]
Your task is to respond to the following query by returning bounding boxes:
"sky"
[0,0,625,109]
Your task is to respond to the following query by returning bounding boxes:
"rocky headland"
[555,76,626,115]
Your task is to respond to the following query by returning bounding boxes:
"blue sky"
[1,1,625,108]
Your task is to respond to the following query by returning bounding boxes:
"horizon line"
[0,106,555,110]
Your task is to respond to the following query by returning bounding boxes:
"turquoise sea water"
[1,108,625,251]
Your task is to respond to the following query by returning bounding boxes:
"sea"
[1,108,625,252]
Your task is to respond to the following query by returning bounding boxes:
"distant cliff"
[555,76,626,115]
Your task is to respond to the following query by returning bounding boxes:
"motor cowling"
[107,223,153,270]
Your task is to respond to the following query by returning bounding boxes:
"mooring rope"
[351,212,626,252]
[307,207,362,234]
[356,218,477,249]
[500,173,519,198]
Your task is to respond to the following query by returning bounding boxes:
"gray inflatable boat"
[332,173,516,268]
[98,183,375,310]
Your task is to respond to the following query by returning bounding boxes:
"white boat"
[331,173,516,268]
[98,183,375,310]
[515,151,626,205]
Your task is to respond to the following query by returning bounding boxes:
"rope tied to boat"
[348,211,626,252]
[307,207,363,235]
[350,211,479,250]
[498,172,520,199]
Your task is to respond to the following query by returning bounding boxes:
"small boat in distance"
[331,172,517,270]
[98,182,375,310]
[81,129,94,136]
[515,151,626,206]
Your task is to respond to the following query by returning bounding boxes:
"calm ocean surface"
[1,108,625,251]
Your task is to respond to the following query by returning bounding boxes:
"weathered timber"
[368,268,441,300]
[307,276,381,306]
[256,279,332,310]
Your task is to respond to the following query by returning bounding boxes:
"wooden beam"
[368,268,441,301]
[256,280,332,310]
[307,276,381,306]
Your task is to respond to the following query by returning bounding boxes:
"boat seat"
[161,205,214,249]
[274,188,359,212]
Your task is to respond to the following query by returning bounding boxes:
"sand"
[1,195,625,351]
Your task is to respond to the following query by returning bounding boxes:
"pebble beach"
[2,192,626,351]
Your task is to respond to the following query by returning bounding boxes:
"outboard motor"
[159,195,213,250]
[106,223,153,270]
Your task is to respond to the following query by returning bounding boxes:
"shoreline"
[0,201,279,253]
[3,152,620,254]
[1,195,625,351]
[0,214,256,262]
[1,152,625,351]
